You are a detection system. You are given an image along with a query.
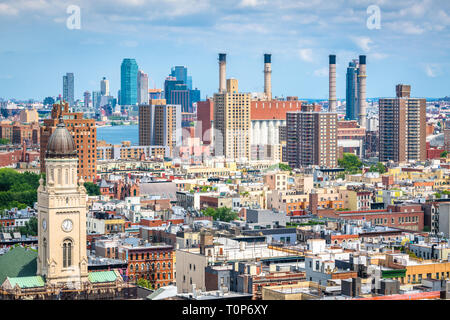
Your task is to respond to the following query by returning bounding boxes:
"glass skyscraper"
[120,58,138,106]
[63,72,74,106]
[345,60,359,121]
[165,66,200,113]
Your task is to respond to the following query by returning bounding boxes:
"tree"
[369,162,386,174]
[84,182,101,196]
[0,168,41,211]
[338,153,362,173]
[441,151,448,158]
[18,217,38,236]
[202,207,237,222]
[278,163,292,172]
[0,138,9,145]
[43,97,55,106]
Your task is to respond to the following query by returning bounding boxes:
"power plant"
[264,53,272,101]
[358,55,367,128]
[329,55,337,113]
[218,53,226,94]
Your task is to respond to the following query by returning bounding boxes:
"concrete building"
[379,85,426,163]
[286,111,338,168]
[139,99,181,157]
[100,77,109,96]
[246,209,289,228]
[213,78,251,161]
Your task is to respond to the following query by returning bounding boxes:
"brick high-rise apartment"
[379,85,426,163]
[286,111,338,168]
[139,99,181,157]
[40,101,97,181]
[213,78,251,161]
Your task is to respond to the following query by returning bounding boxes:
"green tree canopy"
[18,217,38,236]
[84,182,101,196]
[338,153,363,174]
[0,168,41,213]
[0,138,9,145]
[369,162,386,174]
[278,163,292,171]
[441,151,448,158]
[202,207,238,222]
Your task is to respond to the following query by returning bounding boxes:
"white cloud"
[120,40,139,47]
[313,67,328,77]
[385,21,425,35]
[424,64,442,78]
[352,37,372,53]
[298,48,314,62]
[0,3,18,15]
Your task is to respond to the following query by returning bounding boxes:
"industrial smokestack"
[219,53,226,93]
[329,55,336,113]
[264,53,272,100]
[358,55,367,127]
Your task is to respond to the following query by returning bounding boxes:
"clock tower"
[37,117,89,286]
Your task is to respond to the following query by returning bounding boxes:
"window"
[63,239,73,268]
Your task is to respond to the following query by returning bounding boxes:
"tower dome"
[46,117,77,158]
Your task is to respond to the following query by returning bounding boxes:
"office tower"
[379,84,426,163]
[37,117,88,285]
[286,111,338,168]
[92,91,101,109]
[170,66,188,86]
[358,55,367,127]
[139,99,181,157]
[120,58,138,106]
[213,78,251,161]
[264,54,272,100]
[149,89,163,100]
[346,59,359,121]
[329,55,336,113]
[84,91,91,108]
[40,101,97,182]
[137,70,149,105]
[164,67,200,113]
[100,77,109,96]
[218,53,226,93]
[63,73,74,106]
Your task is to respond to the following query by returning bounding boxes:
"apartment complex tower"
[379,84,426,163]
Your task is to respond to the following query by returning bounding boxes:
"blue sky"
[0,0,449,101]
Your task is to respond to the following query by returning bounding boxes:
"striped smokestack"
[219,53,226,93]
[358,55,367,127]
[264,53,272,100]
[329,55,336,113]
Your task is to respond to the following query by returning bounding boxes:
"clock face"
[42,219,47,231]
[62,219,73,232]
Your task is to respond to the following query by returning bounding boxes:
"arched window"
[146,263,150,271]
[163,273,166,280]
[43,238,47,264]
[157,263,160,270]
[152,263,155,270]
[168,262,171,269]
[163,262,166,270]
[135,264,139,272]
[63,239,73,268]
[130,264,133,271]
[141,264,145,271]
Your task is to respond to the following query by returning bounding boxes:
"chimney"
[329,55,336,113]
[264,53,272,100]
[219,53,226,93]
[358,55,367,128]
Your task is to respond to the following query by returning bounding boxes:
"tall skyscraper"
[345,59,359,121]
[84,91,91,108]
[100,77,109,96]
[137,70,149,105]
[139,99,181,157]
[379,84,426,163]
[92,91,101,110]
[170,66,188,87]
[40,101,97,182]
[120,59,138,106]
[213,78,251,161]
[286,111,338,168]
[63,73,74,106]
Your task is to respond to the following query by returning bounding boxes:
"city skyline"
[0,0,449,101]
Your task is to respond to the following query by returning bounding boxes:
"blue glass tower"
[345,60,359,121]
[120,59,138,106]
